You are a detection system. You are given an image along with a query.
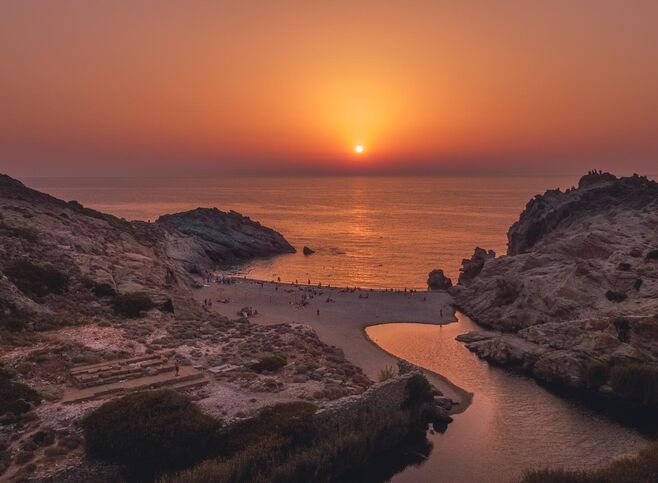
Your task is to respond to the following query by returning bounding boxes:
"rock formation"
[450,172,658,409]
[303,246,315,256]
[427,269,452,290]
[0,174,294,316]
[157,208,294,265]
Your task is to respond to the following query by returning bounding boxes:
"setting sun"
[355,145,364,154]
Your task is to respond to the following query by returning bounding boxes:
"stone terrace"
[62,353,208,404]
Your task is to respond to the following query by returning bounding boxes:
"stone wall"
[313,370,417,431]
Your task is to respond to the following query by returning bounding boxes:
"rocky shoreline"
[446,172,658,413]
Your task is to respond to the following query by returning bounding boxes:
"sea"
[23,175,582,289]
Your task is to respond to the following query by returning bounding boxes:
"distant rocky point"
[449,171,658,411]
[157,207,295,265]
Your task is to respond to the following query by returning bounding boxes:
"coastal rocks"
[156,207,295,265]
[303,246,315,256]
[427,269,452,290]
[456,247,495,284]
[450,172,658,408]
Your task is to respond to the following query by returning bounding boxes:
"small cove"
[366,313,651,483]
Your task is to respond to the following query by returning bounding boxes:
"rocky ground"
[449,172,658,408]
[0,174,368,481]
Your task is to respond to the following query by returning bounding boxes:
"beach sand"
[196,279,471,410]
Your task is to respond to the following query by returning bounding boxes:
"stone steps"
[63,356,208,404]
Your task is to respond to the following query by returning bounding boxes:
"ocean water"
[23,175,579,289]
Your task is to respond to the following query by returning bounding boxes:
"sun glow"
[354,145,364,154]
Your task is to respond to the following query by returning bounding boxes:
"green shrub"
[0,302,30,332]
[85,280,117,297]
[222,402,317,454]
[161,298,175,313]
[610,364,658,406]
[113,292,154,318]
[4,261,69,299]
[249,355,287,373]
[0,221,38,242]
[165,400,430,483]
[403,373,435,409]
[0,368,41,421]
[378,365,395,382]
[522,441,658,483]
[605,290,627,303]
[613,318,631,343]
[82,390,220,471]
[582,360,609,389]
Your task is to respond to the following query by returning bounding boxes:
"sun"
[354,144,364,154]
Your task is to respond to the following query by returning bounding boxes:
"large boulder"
[427,269,452,290]
[457,247,495,285]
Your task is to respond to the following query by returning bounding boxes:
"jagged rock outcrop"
[156,208,294,265]
[427,269,452,290]
[0,174,293,324]
[450,172,658,408]
[457,247,496,284]
[303,246,315,256]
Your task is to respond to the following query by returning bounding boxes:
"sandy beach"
[196,278,471,409]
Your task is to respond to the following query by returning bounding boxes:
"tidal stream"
[366,313,651,483]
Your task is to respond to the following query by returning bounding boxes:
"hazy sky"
[1,1,657,176]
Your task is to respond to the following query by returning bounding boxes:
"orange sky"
[1,1,657,176]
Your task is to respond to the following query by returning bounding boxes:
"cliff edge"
[450,172,658,409]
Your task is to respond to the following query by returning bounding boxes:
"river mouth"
[365,313,651,483]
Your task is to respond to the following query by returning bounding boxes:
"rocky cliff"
[450,172,658,409]
[0,174,294,322]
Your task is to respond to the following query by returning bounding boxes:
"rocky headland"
[450,172,658,411]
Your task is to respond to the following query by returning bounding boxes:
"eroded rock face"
[450,172,658,408]
[427,269,452,290]
[156,208,294,265]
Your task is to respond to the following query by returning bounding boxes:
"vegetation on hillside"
[82,390,220,473]
[523,441,658,483]
[4,260,69,299]
[166,375,439,483]
[112,292,155,318]
[0,367,41,425]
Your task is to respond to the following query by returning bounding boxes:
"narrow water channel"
[366,312,651,483]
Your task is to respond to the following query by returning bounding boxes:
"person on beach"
[316,308,320,316]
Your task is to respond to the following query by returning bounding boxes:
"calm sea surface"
[23,175,580,288]
[368,316,650,483]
